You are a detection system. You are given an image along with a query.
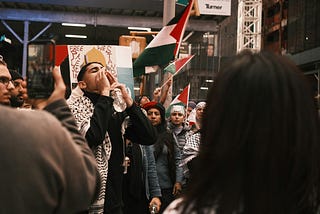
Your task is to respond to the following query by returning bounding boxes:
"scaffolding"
[237,0,262,52]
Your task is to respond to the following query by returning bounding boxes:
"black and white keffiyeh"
[67,86,111,214]
[182,131,201,168]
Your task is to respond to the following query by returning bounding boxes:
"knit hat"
[188,101,196,109]
[142,101,166,124]
[9,69,23,81]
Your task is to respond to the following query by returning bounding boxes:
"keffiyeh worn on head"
[196,101,206,110]
[170,104,185,115]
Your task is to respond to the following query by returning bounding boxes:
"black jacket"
[84,94,157,213]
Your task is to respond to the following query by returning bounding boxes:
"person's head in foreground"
[173,51,320,214]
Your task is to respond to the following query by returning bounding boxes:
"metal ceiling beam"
[2,0,164,12]
[0,8,218,32]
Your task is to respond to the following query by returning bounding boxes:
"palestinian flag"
[133,0,194,77]
[166,83,190,118]
[164,54,195,74]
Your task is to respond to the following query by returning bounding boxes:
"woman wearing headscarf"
[182,102,206,182]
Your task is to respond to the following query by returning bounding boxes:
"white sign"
[197,0,231,16]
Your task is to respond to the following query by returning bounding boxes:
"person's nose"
[7,81,14,90]
[17,83,24,91]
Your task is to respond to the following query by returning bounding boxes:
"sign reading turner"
[197,0,231,16]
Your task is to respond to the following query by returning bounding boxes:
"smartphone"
[27,40,55,99]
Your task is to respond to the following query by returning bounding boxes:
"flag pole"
[159,74,173,89]
[159,57,194,89]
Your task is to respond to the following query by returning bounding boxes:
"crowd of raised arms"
[0,50,319,214]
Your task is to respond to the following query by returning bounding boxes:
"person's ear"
[78,81,87,89]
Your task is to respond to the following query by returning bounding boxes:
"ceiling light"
[200,87,209,90]
[205,79,214,83]
[128,27,151,32]
[62,23,86,27]
[134,87,140,91]
[65,34,87,39]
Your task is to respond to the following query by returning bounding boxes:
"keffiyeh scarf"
[183,131,201,164]
[67,86,111,214]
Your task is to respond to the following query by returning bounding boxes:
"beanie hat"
[9,69,23,81]
[188,101,196,109]
[142,101,166,124]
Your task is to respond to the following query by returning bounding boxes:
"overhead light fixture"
[62,23,86,27]
[205,79,214,83]
[200,87,209,90]
[65,34,87,39]
[134,87,140,91]
[128,27,151,32]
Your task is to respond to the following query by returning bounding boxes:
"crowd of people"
[0,50,319,214]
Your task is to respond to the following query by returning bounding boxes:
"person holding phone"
[67,62,157,214]
[0,61,99,213]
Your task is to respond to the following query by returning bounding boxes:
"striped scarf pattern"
[67,87,112,214]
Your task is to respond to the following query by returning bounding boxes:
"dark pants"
[104,206,123,214]
[159,188,175,213]
[123,191,149,214]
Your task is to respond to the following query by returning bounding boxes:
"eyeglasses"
[0,77,13,87]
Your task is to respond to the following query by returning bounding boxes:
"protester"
[137,78,171,109]
[181,102,205,185]
[9,69,26,107]
[67,62,157,214]
[152,78,172,105]
[167,104,188,150]
[0,56,14,105]
[185,101,205,134]
[0,64,99,213]
[167,104,190,188]
[123,138,162,214]
[143,101,183,213]
[137,95,151,107]
[164,51,320,214]
[181,130,201,181]
[186,101,196,119]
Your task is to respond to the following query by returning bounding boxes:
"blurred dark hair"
[181,51,320,214]
[137,95,151,104]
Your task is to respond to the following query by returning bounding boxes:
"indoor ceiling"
[0,0,225,46]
